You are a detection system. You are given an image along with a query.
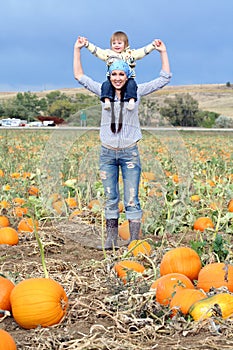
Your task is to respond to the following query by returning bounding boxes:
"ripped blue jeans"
[99,144,143,220]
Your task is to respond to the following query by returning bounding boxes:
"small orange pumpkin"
[114,260,145,284]
[88,199,100,209]
[193,217,214,232]
[142,172,156,181]
[0,329,17,350]
[28,185,39,196]
[0,215,10,228]
[17,218,39,233]
[13,207,28,217]
[197,262,233,292]
[0,227,19,245]
[170,288,206,316]
[10,278,68,329]
[0,276,15,313]
[13,197,25,206]
[128,240,152,257]
[65,197,77,208]
[160,246,202,281]
[228,199,233,212]
[190,195,200,202]
[154,273,195,306]
[118,220,130,240]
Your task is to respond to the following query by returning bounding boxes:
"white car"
[27,121,43,127]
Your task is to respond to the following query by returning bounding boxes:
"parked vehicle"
[0,118,27,127]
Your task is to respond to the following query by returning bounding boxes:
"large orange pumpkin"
[193,217,214,232]
[10,278,68,329]
[0,329,17,350]
[114,260,145,284]
[0,227,19,245]
[197,262,233,292]
[0,276,15,312]
[154,273,195,306]
[160,247,202,281]
[170,288,206,316]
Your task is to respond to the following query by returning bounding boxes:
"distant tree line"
[0,91,98,123]
[0,90,221,127]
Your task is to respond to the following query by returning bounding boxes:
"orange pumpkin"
[114,260,145,284]
[150,275,166,291]
[28,185,39,196]
[65,197,77,208]
[0,215,10,228]
[170,288,206,316]
[128,240,152,257]
[197,262,233,292]
[190,195,200,202]
[228,199,233,212]
[17,218,39,233]
[118,220,130,240]
[142,172,156,181]
[0,329,17,350]
[13,197,25,206]
[69,209,83,220]
[160,247,202,281]
[0,276,15,313]
[52,200,66,215]
[193,217,214,232]
[154,273,195,306]
[13,207,28,217]
[10,278,68,329]
[0,200,10,209]
[0,227,19,245]
[88,199,100,209]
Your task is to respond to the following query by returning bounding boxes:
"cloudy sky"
[1,0,232,92]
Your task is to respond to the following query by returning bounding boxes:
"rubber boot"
[128,220,141,243]
[97,218,119,250]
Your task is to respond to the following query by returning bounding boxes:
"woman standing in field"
[73,35,172,250]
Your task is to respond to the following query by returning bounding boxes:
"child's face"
[111,39,125,53]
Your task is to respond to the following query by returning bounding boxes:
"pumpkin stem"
[34,224,49,278]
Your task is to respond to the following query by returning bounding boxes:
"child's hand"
[153,39,166,52]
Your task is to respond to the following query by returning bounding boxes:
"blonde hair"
[110,31,129,48]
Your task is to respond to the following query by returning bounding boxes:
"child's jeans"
[101,78,138,102]
[99,144,142,220]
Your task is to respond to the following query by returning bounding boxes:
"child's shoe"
[127,100,135,111]
[104,101,111,110]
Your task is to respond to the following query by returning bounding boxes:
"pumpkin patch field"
[2,128,233,349]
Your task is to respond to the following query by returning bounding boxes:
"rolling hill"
[0,83,232,117]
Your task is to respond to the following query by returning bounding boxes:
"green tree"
[160,93,200,126]
[139,98,159,126]
[2,92,47,121]
[45,90,68,105]
[48,99,74,118]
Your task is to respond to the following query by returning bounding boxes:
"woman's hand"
[74,36,86,49]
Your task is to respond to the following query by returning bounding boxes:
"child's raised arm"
[84,38,110,62]
[130,41,156,60]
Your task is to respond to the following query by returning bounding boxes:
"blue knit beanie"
[109,60,132,78]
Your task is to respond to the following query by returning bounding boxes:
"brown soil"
[1,218,233,350]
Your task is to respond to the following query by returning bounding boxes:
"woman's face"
[109,70,128,90]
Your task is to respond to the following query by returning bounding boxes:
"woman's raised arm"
[73,36,86,80]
